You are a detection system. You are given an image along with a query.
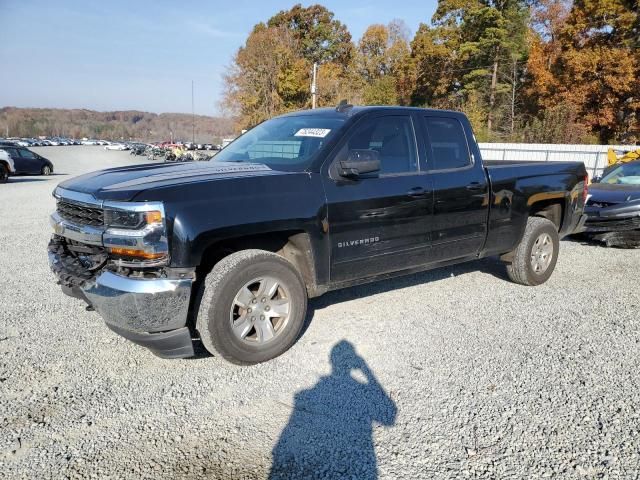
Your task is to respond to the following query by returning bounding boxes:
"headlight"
[104,209,164,229]
[102,202,169,267]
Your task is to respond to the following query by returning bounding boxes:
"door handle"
[407,187,429,198]
[466,182,485,192]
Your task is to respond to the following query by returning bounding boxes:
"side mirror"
[591,176,601,183]
[339,149,381,178]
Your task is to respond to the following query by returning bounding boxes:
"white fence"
[479,143,638,178]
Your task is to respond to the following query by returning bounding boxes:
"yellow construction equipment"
[607,148,640,166]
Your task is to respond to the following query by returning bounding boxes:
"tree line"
[222,1,639,144]
[0,107,234,143]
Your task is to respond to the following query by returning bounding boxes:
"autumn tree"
[267,3,353,66]
[407,1,529,139]
[521,102,596,143]
[224,4,359,128]
[554,0,639,143]
[356,20,412,105]
[222,25,308,128]
[267,4,359,107]
[221,1,638,143]
[523,0,639,143]
[526,0,571,92]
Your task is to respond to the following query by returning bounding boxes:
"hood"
[57,161,287,201]
[587,182,640,205]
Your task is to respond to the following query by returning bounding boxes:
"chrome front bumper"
[82,271,193,333]
[48,250,195,358]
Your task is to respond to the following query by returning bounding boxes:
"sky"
[0,0,437,116]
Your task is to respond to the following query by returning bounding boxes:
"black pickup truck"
[48,106,587,364]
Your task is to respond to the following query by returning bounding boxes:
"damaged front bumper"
[578,203,640,247]
[48,243,195,358]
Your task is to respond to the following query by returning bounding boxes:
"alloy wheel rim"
[530,233,554,273]
[229,276,291,345]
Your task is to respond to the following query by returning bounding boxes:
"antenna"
[336,99,353,113]
[191,80,195,144]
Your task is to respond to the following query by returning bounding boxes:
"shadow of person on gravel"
[269,340,396,479]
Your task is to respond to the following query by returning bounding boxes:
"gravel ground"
[1,146,640,479]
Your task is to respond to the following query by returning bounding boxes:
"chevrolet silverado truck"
[48,106,588,364]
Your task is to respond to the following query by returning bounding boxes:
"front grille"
[49,235,107,288]
[57,200,104,226]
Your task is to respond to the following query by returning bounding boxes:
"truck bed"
[484,160,586,183]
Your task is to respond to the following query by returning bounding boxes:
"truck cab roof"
[276,105,466,120]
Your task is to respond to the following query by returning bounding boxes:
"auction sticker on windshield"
[294,128,331,138]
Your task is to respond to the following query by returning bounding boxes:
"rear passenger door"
[420,115,489,262]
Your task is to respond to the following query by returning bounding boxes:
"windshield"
[601,162,640,185]
[213,115,344,171]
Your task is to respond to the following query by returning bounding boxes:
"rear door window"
[424,117,471,170]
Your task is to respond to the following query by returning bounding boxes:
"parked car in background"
[129,143,148,155]
[579,159,640,247]
[0,149,16,183]
[81,139,100,145]
[0,145,54,175]
[104,142,129,151]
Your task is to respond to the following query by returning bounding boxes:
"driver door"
[322,113,433,284]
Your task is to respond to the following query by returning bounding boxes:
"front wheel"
[506,217,559,286]
[196,249,308,365]
[41,165,52,175]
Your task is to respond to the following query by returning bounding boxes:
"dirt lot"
[1,146,639,479]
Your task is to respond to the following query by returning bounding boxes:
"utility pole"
[510,56,517,136]
[311,63,318,109]
[487,58,498,134]
[191,80,195,143]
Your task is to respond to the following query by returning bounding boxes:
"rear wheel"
[196,249,308,365]
[0,164,8,184]
[41,165,52,175]
[506,217,559,286]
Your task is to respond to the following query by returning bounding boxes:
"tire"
[196,249,308,365]
[506,217,559,286]
[41,165,52,175]
[0,164,7,184]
